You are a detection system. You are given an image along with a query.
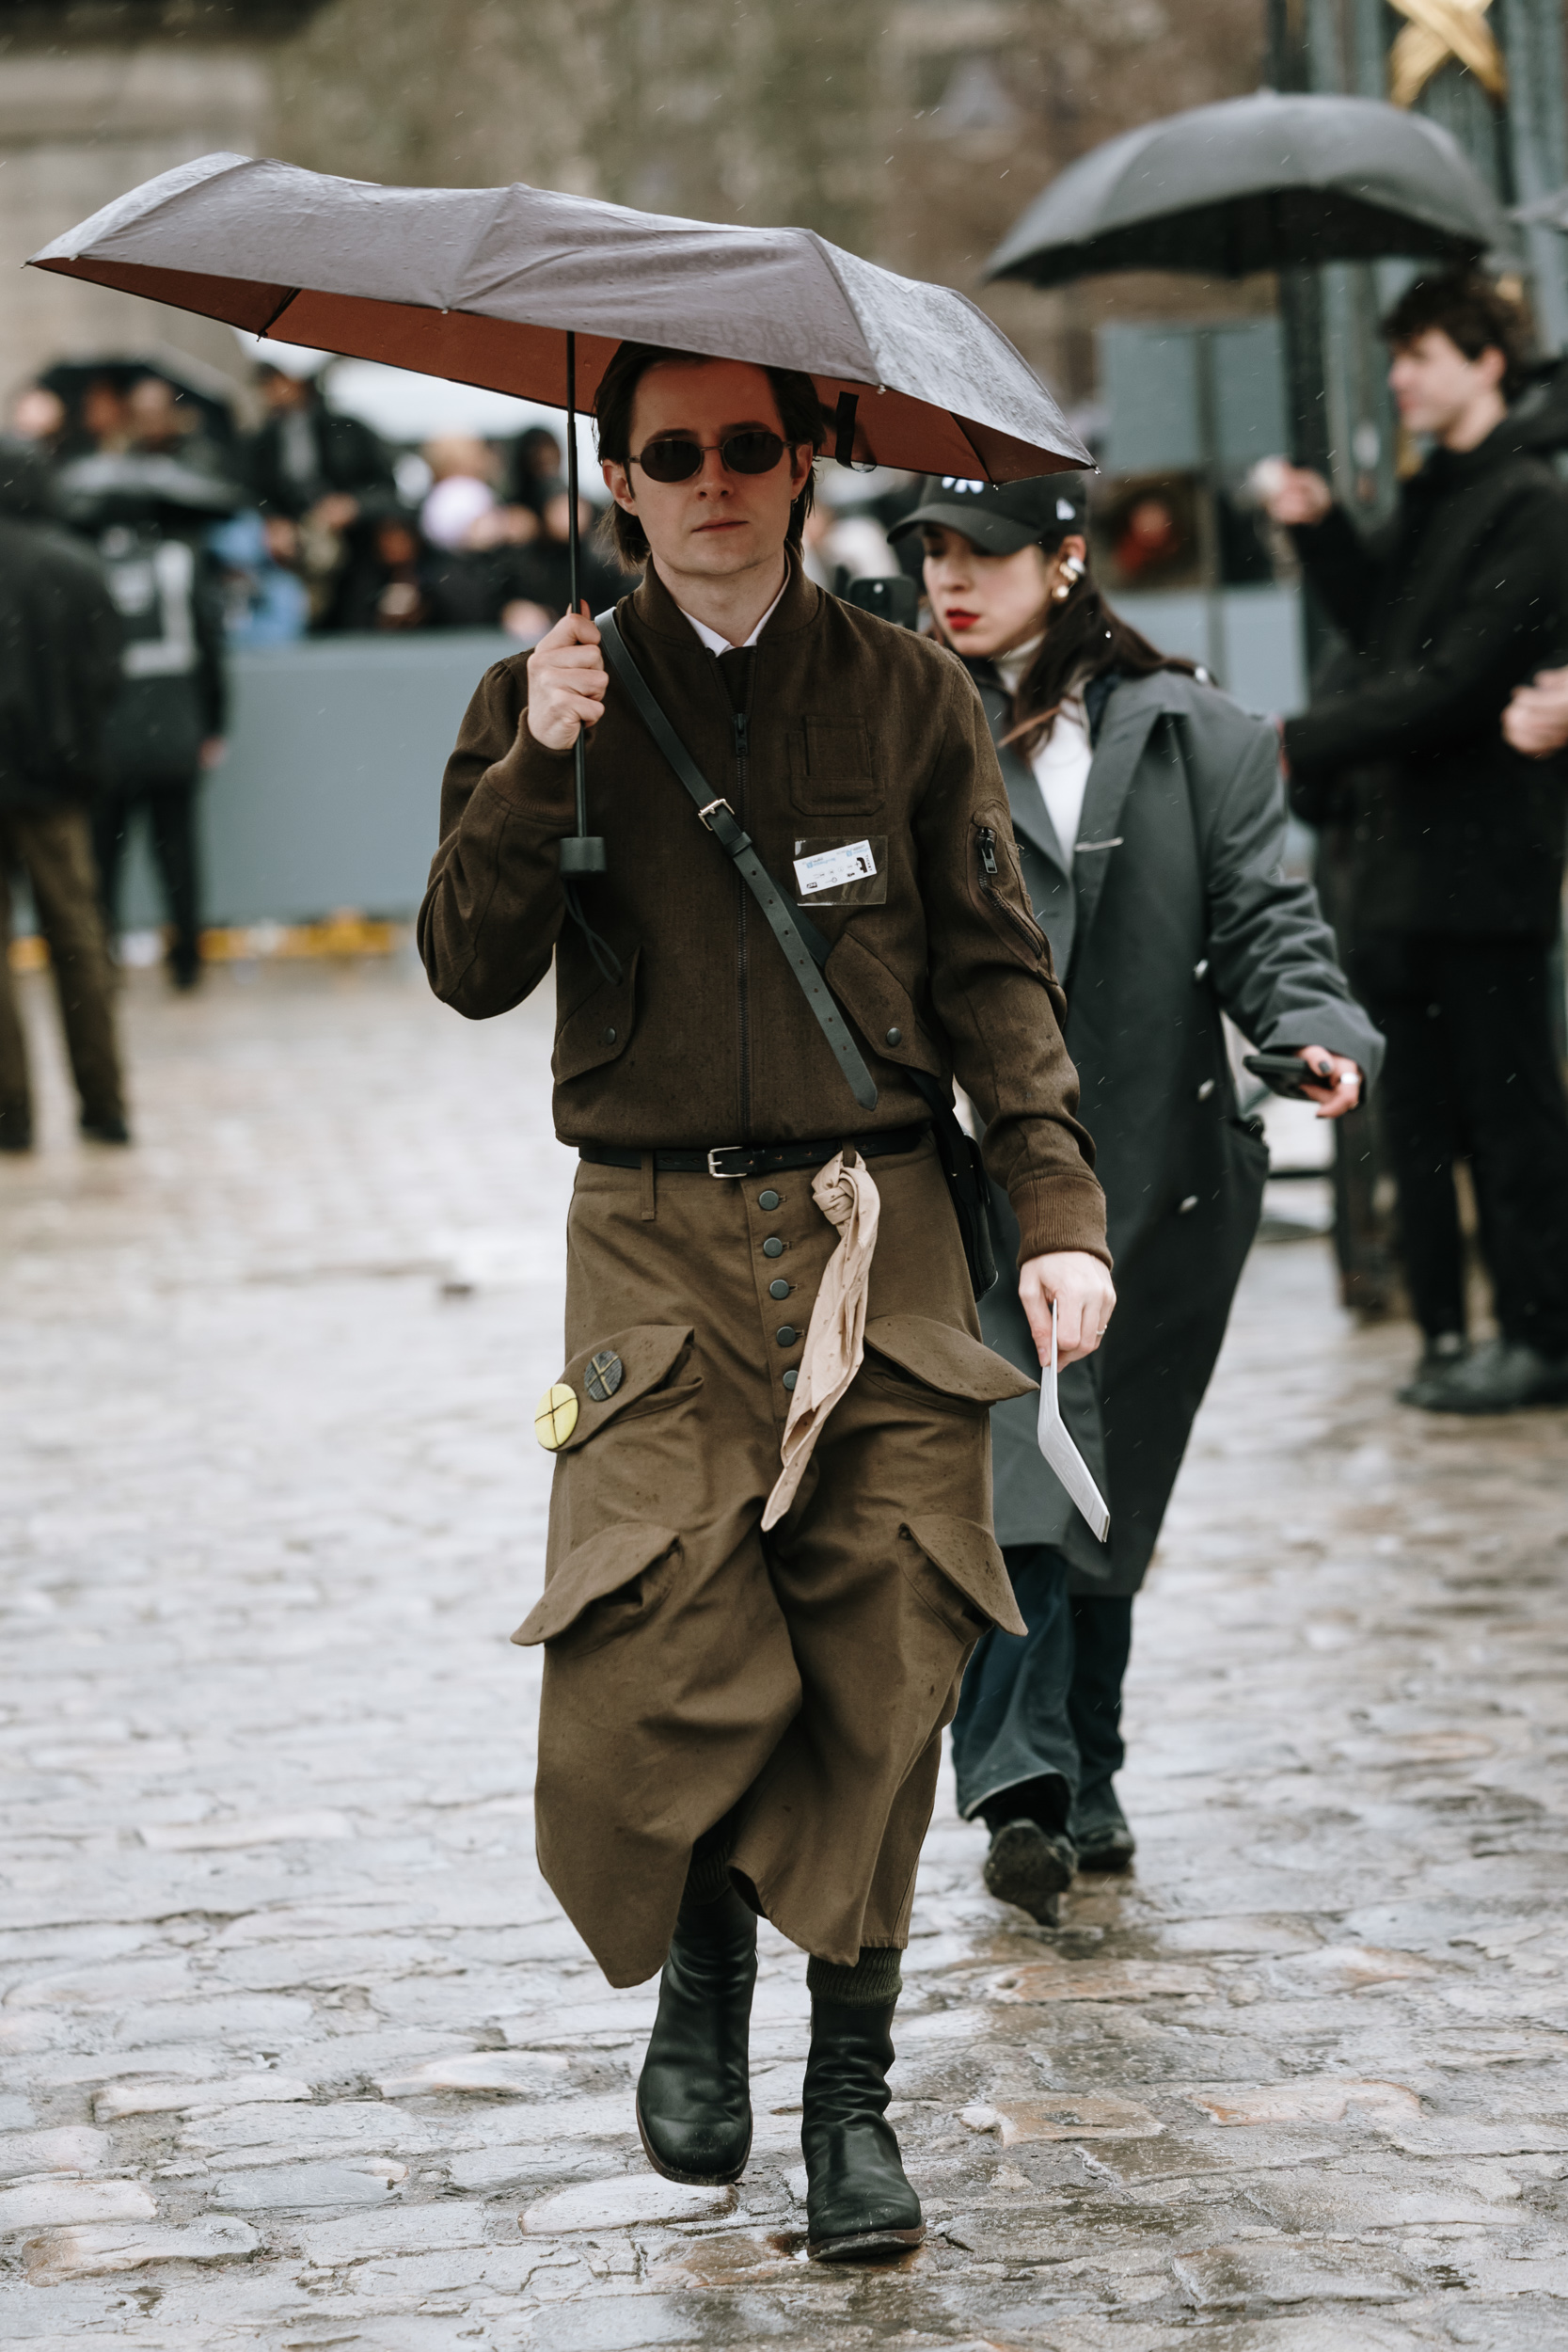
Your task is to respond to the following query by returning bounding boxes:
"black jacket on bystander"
[1282,423,1568,940]
[0,442,123,813]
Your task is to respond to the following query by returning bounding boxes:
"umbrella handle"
[559,329,607,877]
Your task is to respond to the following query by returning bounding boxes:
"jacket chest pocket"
[787,717,879,817]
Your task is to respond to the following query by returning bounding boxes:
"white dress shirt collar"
[676,575,788,655]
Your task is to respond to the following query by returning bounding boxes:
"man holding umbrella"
[420,342,1114,2259]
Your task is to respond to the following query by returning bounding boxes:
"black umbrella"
[31,151,1091,874]
[986,90,1505,287]
[39,353,240,447]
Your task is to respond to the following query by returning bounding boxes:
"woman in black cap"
[890,478,1380,1921]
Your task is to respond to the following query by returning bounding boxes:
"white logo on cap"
[940,477,986,493]
[1056,498,1076,519]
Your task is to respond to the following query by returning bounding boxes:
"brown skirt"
[515,1136,1034,1986]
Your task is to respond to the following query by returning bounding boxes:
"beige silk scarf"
[761,1150,881,1531]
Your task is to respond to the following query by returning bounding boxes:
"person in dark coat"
[891,475,1382,1917]
[1264,272,1568,1416]
[245,366,398,632]
[0,440,129,1151]
[85,490,230,992]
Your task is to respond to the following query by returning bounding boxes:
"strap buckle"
[706,1145,750,1179]
[697,797,735,833]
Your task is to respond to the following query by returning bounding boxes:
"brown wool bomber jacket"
[419,555,1108,1268]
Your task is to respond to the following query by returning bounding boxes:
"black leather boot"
[635,1882,756,2185]
[802,1995,924,2262]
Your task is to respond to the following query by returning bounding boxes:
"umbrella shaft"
[566,329,587,837]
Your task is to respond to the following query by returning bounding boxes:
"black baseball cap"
[889,472,1088,556]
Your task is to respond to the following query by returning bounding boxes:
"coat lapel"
[974,673,1077,971]
[1067,680,1167,973]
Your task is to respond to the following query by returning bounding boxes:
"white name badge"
[793,839,878,897]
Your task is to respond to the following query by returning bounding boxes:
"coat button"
[1178,1195,1198,1215]
[758,1188,781,1210]
[1196,1079,1215,1101]
[783,1367,799,1391]
[776,1325,798,1346]
[768,1278,790,1300]
[584,1348,624,1401]
[601,1026,617,1045]
[762,1236,784,1258]
[884,1026,902,1046]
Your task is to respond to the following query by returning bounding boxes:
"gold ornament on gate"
[1388,0,1506,111]
[534,1382,579,1450]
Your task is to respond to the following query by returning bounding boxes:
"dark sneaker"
[1397,1331,1467,1407]
[1071,1788,1136,1873]
[983,1820,1077,1923]
[80,1113,132,1146]
[1415,1338,1568,1417]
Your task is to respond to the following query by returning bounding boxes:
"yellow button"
[534,1382,579,1451]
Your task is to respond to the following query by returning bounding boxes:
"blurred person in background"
[59,374,131,462]
[245,363,397,630]
[893,474,1379,1916]
[1263,272,1568,1415]
[8,383,67,457]
[90,485,230,992]
[800,476,899,595]
[208,510,309,647]
[505,423,563,516]
[0,440,129,1152]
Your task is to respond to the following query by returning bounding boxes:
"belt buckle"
[706,1144,748,1179]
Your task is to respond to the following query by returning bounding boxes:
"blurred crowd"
[7,358,919,651]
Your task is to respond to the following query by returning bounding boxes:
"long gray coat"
[974,663,1384,1597]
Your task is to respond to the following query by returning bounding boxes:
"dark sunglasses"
[629,429,787,485]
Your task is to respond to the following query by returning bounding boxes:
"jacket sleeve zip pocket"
[974,824,1048,959]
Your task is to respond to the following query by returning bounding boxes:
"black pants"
[1353,933,1568,1356]
[950,1542,1133,1822]
[93,778,202,982]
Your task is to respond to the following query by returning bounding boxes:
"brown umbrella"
[29,151,1088,485]
[32,151,1089,867]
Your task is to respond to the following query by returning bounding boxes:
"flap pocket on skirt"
[902,1513,1027,1639]
[512,1521,681,1647]
[543,1324,696,1454]
[864,1314,1037,1406]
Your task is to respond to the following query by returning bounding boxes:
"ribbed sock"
[682,1819,736,1906]
[806,1945,903,2007]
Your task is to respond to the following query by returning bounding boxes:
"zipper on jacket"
[976,821,1048,957]
[734,703,752,1136]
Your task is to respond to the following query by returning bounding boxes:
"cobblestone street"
[4,955,1568,2351]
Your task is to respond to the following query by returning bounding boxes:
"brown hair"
[593,340,825,571]
[1381,269,1534,400]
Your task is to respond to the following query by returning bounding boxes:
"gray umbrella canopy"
[29,151,1089,482]
[986,90,1505,287]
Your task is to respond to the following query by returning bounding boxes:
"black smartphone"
[845,575,919,630]
[1243,1051,1340,1099]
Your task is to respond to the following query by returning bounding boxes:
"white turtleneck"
[993,636,1093,874]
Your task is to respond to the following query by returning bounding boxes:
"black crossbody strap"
[597,610,878,1113]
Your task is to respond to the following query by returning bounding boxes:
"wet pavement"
[3,954,1568,2351]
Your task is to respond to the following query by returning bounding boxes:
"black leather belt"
[578,1123,929,1181]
